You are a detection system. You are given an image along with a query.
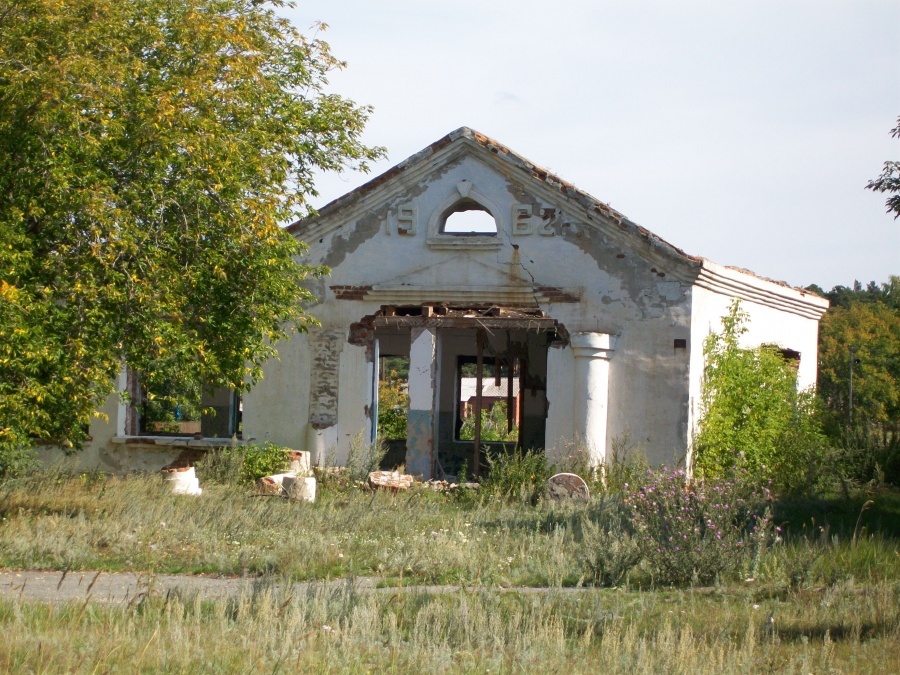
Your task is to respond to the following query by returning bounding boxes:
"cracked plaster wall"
[263,154,697,466]
[246,152,820,469]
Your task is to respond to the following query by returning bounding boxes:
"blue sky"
[285,1,899,290]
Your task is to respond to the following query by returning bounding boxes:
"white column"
[571,332,615,466]
[406,326,437,478]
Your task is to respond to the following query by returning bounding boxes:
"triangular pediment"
[297,127,826,316]
[289,127,702,281]
[374,255,530,290]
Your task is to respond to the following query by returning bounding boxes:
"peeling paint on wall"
[308,329,345,428]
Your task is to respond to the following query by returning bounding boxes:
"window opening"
[140,374,202,435]
[138,374,241,438]
[455,355,519,443]
[377,355,409,440]
[441,199,497,235]
[763,345,801,372]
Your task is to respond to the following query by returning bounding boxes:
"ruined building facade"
[51,128,828,475]
[243,128,828,476]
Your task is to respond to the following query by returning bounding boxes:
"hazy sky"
[285,1,899,291]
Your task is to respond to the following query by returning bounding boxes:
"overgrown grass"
[2,462,899,671]
[1,467,898,590]
[1,580,897,672]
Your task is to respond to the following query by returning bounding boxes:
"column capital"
[571,332,616,360]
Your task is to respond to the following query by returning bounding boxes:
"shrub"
[0,438,38,480]
[194,443,244,485]
[578,496,642,586]
[483,449,550,503]
[346,432,388,481]
[693,300,826,493]
[623,467,771,585]
[239,442,290,483]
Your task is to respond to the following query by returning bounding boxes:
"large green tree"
[816,277,900,435]
[0,0,382,466]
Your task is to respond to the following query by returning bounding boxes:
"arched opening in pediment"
[440,199,497,235]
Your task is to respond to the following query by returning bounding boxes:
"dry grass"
[1,467,899,671]
[1,580,898,672]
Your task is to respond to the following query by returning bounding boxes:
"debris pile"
[367,470,414,491]
[256,449,316,501]
[161,466,203,496]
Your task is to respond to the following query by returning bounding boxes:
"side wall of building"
[687,275,825,463]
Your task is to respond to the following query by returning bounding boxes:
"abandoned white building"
[47,128,829,476]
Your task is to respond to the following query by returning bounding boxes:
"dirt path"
[0,569,380,605]
[0,569,605,605]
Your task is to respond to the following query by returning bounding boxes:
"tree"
[693,301,824,493]
[0,0,383,469]
[866,116,900,219]
[816,283,900,434]
[812,277,900,485]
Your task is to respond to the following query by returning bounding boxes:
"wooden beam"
[507,358,515,435]
[371,316,557,331]
[474,328,484,476]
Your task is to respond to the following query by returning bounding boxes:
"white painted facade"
[243,128,827,477]
[55,128,828,476]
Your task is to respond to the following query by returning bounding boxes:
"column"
[406,326,437,478]
[571,332,615,466]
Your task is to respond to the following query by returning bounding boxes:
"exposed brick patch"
[536,286,581,303]
[162,447,210,470]
[348,322,374,346]
[331,285,373,300]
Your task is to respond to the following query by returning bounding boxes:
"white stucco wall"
[260,147,702,471]
[243,331,311,449]
[686,264,827,463]
[72,129,826,476]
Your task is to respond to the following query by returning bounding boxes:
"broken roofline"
[287,126,828,318]
[286,127,687,255]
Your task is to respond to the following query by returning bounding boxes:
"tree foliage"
[0,0,382,462]
[818,298,900,433]
[377,369,408,440]
[814,277,900,484]
[459,401,519,444]
[693,301,824,492]
[866,116,900,219]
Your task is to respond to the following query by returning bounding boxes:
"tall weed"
[622,467,772,585]
[578,496,642,586]
[483,449,550,503]
[346,432,388,481]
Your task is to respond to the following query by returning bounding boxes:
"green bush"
[622,467,771,585]
[0,438,38,480]
[693,300,826,493]
[483,449,550,503]
[346,433,388,480]
[239,442,290,483]
[194,444,244,485]
[578,497,642,586]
